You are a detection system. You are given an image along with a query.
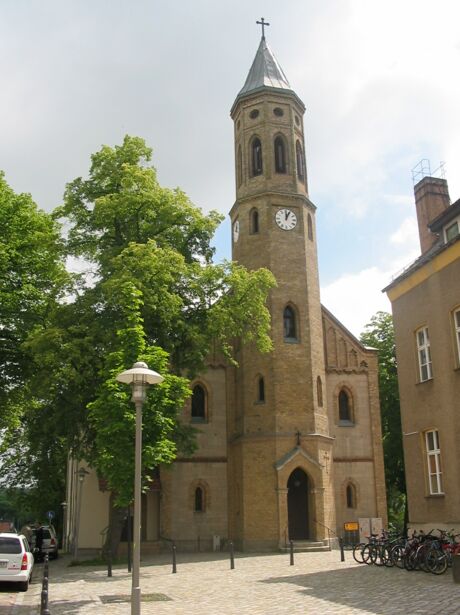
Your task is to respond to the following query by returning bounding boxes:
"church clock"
[233,219,240,242]
[275,208,297,230]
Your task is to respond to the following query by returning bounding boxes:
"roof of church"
[239,37,291,94]
[231,37,305,114]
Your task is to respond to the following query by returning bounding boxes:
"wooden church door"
[287,468,309,540]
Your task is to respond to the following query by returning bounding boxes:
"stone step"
[280,540,330,553]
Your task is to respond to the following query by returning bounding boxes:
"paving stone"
[2,550,460,614]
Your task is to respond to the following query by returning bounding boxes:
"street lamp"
[61,501,67,552]
[116,361,163,615]
[73,467,89,560]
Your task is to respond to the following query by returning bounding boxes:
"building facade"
[384,174,460,534]
[67,34,387,554]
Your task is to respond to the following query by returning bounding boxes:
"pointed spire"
[231,35,304,114]
[238,37,291,97]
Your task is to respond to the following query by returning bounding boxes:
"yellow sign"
[344,522,359,531]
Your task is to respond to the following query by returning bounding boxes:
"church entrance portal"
[287,468,309,540]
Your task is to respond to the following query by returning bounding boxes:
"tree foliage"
[1,136,275,553]
[360,311,406,528]
[0,172,68,427]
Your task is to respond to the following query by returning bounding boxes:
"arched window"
[258,376,265,402]
[284,305,297,340]
[307,214,313,241]
[338,389,352,423]
[251,209,259,234]
[346,483,356,508]
[296,140,305,181]
[274,136,287,173]
[251,137,263,176]
[317,376,323,407]
[191,384,207,423]
[237,145,243,187]
[194,487,204,512]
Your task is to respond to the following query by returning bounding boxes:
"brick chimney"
[414,176,450,253]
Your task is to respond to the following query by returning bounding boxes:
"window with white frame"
[416,326,432,381]
[444,219,459,242]
[425,430,443,494]
[454,308,460,364]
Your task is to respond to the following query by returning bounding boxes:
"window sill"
[338,420,355,427]
[416,377,433,385]
[425,493,445,498]
[284,338,300,344]
[191,418,207,424]
[254,401,265,405]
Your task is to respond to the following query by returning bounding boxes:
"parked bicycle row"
[352,528,460,575]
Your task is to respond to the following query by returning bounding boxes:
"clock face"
[233,219,240,242]
[275,208,297,231]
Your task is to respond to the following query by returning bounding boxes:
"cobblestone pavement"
[2,550,460,614]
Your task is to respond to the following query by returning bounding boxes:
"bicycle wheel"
[415,543,431,572]
[390,544,405,568]
[426,548,448,575]
[383,545,394,567]
[403,547,417,571]
[362,544,376,565]
[373,545,386,567]
[352,543,366,564]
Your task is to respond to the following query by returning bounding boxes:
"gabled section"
[275,445,323,472]
[322,305,374,371]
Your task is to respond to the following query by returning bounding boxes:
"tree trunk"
[103,492,127,560]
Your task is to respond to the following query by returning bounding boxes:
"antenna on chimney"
[411,159,446,185]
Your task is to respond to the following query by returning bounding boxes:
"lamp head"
[116,361,164,402]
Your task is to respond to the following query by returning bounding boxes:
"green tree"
[5,135,275,555]
[0,173,69,522]
[0,172,68,429]
[360,311,406,530]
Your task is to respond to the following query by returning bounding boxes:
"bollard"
[339,537,345,562]
[40,558,50,615]
[229,541,235,570]
[172,543,177,573]
[453,554,460,583]
[290,540,294,566]
[40,589,49,615]
[107,549,112,577]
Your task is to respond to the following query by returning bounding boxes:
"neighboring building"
[384,172,460,534]
[67,32,387,554]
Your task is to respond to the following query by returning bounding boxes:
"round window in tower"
[273,107,284,117]
[249,109,260,119]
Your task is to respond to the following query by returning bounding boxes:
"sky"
[1,0,460,337]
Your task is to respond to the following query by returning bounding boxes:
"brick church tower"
[67,27,387,555]
[227,29,335,550]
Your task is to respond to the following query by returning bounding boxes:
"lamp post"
[61,501,67,552]
[73,467,89,560]
[116,361,163,615]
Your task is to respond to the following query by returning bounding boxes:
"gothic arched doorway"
[287,468,309,540]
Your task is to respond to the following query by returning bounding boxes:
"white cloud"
[390,217,419,247]
[321,267,393,338]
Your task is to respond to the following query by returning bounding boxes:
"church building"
[67,30,387,554]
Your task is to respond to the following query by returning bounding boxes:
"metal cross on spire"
[256,17,270,40]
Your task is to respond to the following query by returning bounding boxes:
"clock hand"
[285,210,289,220]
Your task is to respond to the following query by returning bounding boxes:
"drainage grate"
[100,593,172,604]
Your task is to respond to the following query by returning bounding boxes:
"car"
[0,533,34,591]
[31,525,58,560]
